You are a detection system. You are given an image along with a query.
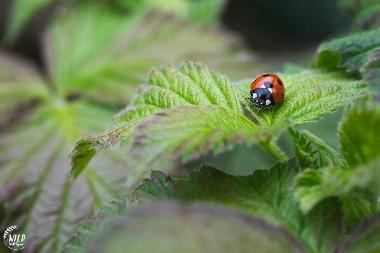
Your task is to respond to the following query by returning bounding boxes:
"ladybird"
[248,73,285,109]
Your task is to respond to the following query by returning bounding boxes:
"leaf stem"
[260,138,288,162]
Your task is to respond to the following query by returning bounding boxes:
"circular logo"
[3,225,26,251]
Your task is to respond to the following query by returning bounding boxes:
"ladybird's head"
[249,90,272,109]
[250,97,269,108]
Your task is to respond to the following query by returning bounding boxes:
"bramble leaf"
[62,200,126,253]
[69,202,307,253]
[0,53,49,126]
[125,105,264,186]
[46,6,255,104]
[71,64,364,186]
[296,159,380,215]
[334,212,380,253]
[0,53,130,253]
[339,101,380,166]
[315,28,380,85]
[0,100,129,253]
[288,128,343,168]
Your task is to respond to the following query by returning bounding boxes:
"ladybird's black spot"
[264,82,273,88]
[262,74,270,77]
[278,79,283,86]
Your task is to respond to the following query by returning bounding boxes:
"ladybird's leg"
[249,97,256,104]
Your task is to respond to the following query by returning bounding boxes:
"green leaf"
[5,0,55,41]
[334,212,380,253]
[71,64,364,184]
[132,162,300,226]
[339,101,380,167]
[315,28,380,84]
[45,4,134,100]
[125,105,265,186]
[186,0,227,24]
[296,158,380,222]
[130,162,343,253]
[295,101,380,225]
[46,6,256,104]
[124,0,227,24]
[70,202,307,253]
[297,160,380,212]
[288,128,343,168]
[0,53,49,126]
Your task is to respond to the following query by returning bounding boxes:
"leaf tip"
[70,137,98,179]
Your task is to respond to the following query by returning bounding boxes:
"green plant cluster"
[66,29,380,253]
[1,1,380,253]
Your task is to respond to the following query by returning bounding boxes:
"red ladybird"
[248,73,285,109]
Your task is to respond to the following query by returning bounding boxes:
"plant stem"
[260,138,288,162]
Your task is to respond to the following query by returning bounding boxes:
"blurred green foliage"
[341,0,380,30]
[4,0,227,42]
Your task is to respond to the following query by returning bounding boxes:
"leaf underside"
[334,212,380,253]
[0,102,129,253]
[0,53,49,126]
[76,201,307,253]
